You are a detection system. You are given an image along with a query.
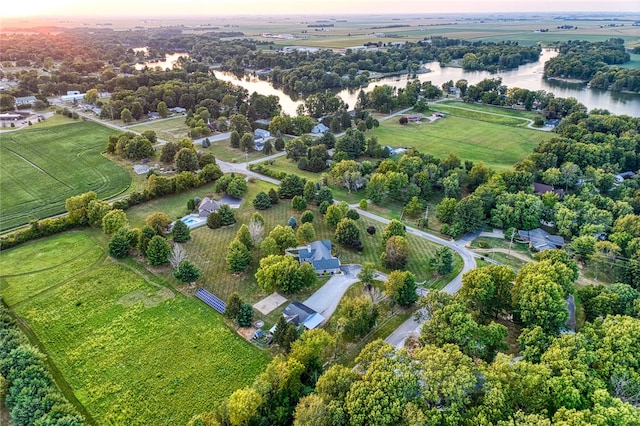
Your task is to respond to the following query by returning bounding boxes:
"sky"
[3,0,639,18]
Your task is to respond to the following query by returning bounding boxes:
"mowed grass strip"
[371,115,549,170]
[0,120,130,230]
[7,232,268,425]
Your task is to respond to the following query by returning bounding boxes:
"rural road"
[47,98,480,347]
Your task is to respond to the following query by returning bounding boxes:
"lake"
[213,49,640,117]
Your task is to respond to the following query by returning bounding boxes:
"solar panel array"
[195,287,226,314]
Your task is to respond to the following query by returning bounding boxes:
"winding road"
[49,97,482,347]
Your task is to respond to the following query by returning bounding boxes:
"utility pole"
[508,228,516,256]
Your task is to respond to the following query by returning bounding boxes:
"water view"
[213,49,640,117]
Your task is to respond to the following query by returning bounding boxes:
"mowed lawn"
[128,116,190,144]
[0,231,268,425]
[0,120,131,230]
[371,115,550,170]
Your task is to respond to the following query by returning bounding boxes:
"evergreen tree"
[300,210,314,224]
[272,315,289,348]
[218,204,236,226]
[237,304,254,327]
[174,260,201,283]
[108,230,131,258]
[268,188,280,204]
[227,239,252,272]
[291,195,307,212]
[430,247,454,275]
[236,224,254,249]
[172,219,191,243]
[138,225,156,254]
[253,191,272,210]
[207,211,222,229]
[147,235,171,266]
[226,292,242,319]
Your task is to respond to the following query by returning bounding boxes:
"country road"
[46,98,479,347]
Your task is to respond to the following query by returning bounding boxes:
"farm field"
[371,114,550,170]
[0,231,268,425]
[0,120,131,231]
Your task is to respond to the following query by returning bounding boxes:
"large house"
[198,197,219,217]
[286,240,341,274]
[518,228,564,252]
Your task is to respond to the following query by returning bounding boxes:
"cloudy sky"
[4,0,639,18]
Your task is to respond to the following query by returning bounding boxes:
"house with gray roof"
[311,123,330,134]
[286,240,341,274]
[280,302,325,330]
[198,197,220,217]
[14,96,37,106]
[518,228,565,252]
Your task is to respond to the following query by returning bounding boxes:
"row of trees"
[0,305,85,425]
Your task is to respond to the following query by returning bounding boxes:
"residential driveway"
[303,265,361,319]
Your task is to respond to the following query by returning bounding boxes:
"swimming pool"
[179,215,206,229]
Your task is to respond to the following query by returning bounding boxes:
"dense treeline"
[544,38,630,80]
[589,68,640,93]
[0,304,86,425]
[242,39,540,95]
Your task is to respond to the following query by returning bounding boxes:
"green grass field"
[371,115,550,170]
[128,116,190,144]
[0,231,268,425]
[0,120,131,231]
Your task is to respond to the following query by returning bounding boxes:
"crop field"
[0,120,130,231]
[371,114,550,170]
[0,231,268,425]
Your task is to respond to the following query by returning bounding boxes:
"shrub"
[300,210,314,224]
[207,211,222,229]
[366,226,376,235]
[359,199,368,210]
[253,191,272,210]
